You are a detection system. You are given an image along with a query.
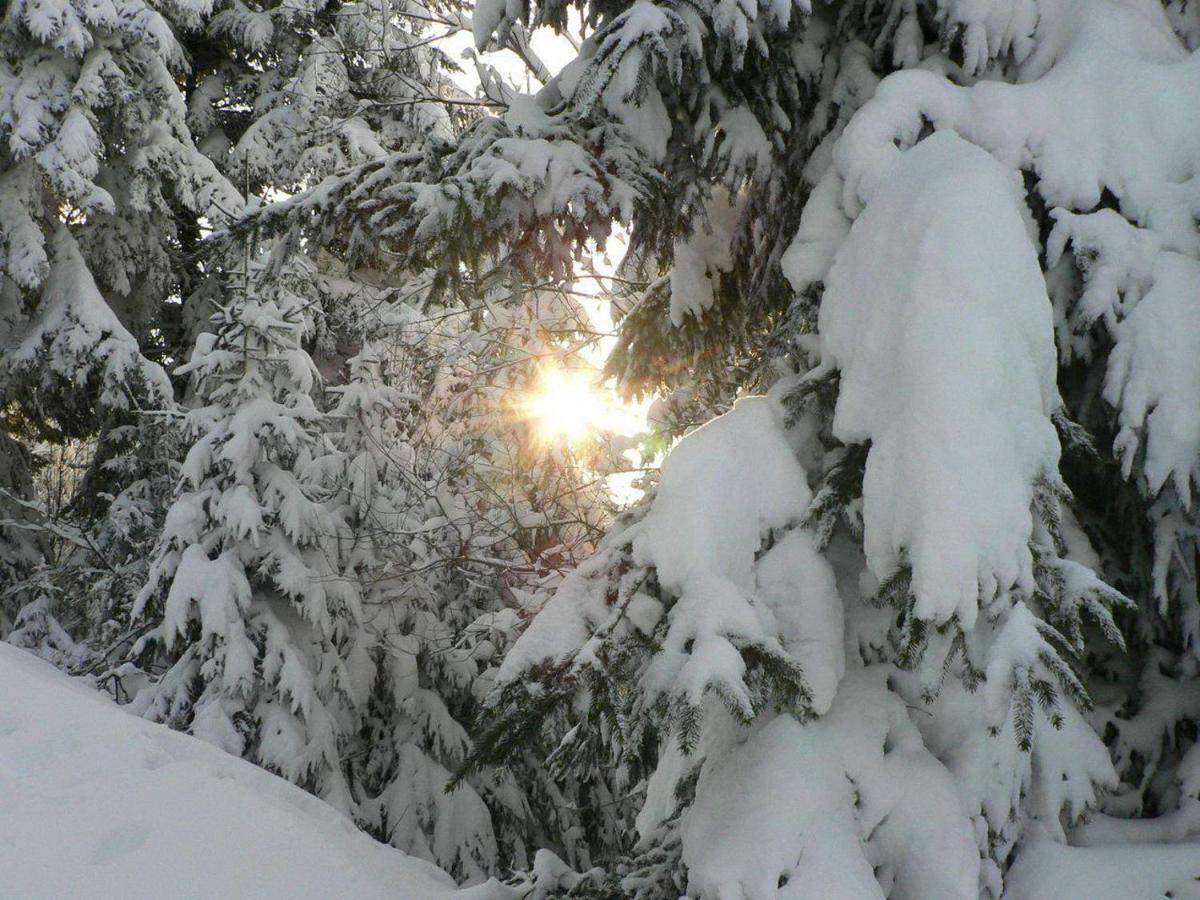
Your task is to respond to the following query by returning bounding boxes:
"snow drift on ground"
[0,643,511,900]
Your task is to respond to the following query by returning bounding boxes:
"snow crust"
[0,643,510,899]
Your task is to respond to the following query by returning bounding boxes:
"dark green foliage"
[800,440,867,549]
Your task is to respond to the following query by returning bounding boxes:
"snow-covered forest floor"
[0,642,503,899]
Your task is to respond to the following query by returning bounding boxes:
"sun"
[523,367,609,445]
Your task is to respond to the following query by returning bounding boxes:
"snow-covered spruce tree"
[451,1,1200,897]
[318,277,619,878]
[120,243,370,813]
[179,0,474,200]
[0,0,239,652]
[782,0,1200,853]
[308,293,510,881]
[250,0,993,515]
[208,0,655,869]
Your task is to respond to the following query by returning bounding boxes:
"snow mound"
[0,643,510,900]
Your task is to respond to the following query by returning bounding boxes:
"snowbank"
[0,643,509,900]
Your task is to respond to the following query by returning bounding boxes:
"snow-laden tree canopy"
[3,0,1200,896]
[469,0,1200,897]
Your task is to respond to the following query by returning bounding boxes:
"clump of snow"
[682,714,881,900]
[680,670,979,900]
[471,0,527,50]
[494,544,623,682]
[809,132,1059,628]
[669,189,740,327]
[1044,209,1161,339]
[780,167,851,292]
[755,529,844,714]
[0,643,512,899]
[1105,252,1200,503]
[633,397,810,598]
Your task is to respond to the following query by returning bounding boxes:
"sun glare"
[524,368,610,445]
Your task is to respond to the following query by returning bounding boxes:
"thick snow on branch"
[632,398,820,712]
[806,132,1059,628]
[831,0,1197,218]
[4,228,172,410]
[1105,253,1200,503]
[500,397,841,715]
[789,0,1200,556]
[633,398,809,606]
[681,670,979,900]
